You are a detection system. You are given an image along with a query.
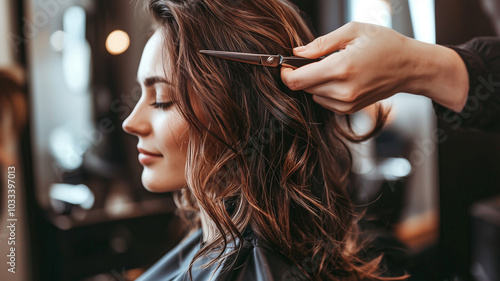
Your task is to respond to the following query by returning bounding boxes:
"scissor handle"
[281,56,324,69]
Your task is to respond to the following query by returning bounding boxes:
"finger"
[293,22,360,58]
[312,95,355,114]
[305,81,377,106]
[280,67,294,83]
[313,92,391,115]
[280,54,347,91]
[303,81,357,102]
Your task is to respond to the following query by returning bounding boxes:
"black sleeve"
[432,37,500,133]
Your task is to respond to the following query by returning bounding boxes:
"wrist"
[405,39,469,112]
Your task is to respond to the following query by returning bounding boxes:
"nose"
[122,101,151,136]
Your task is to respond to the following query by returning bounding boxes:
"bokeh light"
[105,30,130,55]
[50,30,65,52]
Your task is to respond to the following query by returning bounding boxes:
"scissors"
[199,50,323,69]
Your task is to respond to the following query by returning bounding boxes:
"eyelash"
[150,101,174,110]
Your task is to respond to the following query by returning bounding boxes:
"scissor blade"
[199,50,271,66]
[281,56,323,68]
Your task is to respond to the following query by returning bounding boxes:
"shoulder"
[215,229,302,281]
[136,227,304,281]
[137,224,409,281]
[136,228,203,281]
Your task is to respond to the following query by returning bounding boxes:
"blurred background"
[0,0,498,280]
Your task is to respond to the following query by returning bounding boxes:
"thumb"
[293,22,360,58]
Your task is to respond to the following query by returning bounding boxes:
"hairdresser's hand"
[281,22,469,114]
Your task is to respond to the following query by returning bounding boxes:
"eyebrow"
[138,76,171,87]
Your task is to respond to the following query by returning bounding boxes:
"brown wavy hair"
[146,0,407,280]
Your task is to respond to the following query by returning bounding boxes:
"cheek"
[143,114,189,192]
[157,114,189,156]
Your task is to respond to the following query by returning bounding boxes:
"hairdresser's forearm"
[405,38,469,113]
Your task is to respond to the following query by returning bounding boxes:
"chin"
[142,182,168,193]
[141,169,186,193]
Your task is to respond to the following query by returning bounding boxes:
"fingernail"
[294,46,307,52]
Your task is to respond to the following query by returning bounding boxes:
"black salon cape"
[135,226,302,281]
[433,37,500,133]
[136,224,406,281]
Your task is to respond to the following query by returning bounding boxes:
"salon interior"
[0,0,499,280]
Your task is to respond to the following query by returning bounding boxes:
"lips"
[137,147,163,165]
[138,148,162,157]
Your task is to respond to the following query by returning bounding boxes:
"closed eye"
[150,101,175,110]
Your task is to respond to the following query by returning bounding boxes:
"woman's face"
[122,31,189,192]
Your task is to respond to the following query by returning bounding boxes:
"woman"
[123,0,407,280]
